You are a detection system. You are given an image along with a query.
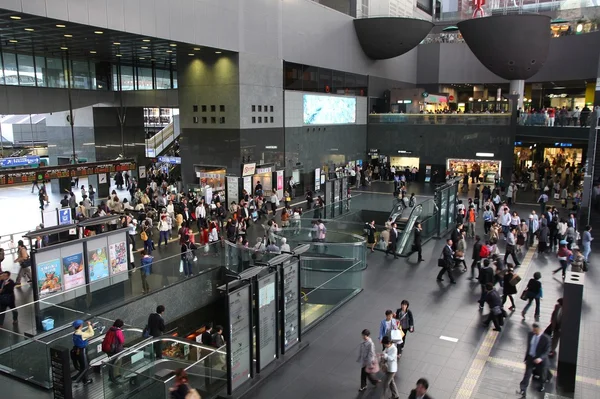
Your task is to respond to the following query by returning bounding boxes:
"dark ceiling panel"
[457,14,551,80]
[353,17,433,60]
[0,8,232,69]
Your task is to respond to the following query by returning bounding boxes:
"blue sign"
[58,209,72,225]
[158,156,181,165]
[0,155,40,168]
[554,142,573,147]
[514,141,522,145]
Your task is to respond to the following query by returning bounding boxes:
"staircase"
[145,115,180,158]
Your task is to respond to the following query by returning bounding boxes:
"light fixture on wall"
[398,150,412,154]
[476,152,494,157]
[265,146,278,149]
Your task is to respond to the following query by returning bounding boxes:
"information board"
[257,273,277,370]
[282,262,299,352]
[227,176,239,206]
[50,346,73,399]
[229,285,251,392]
[0,155,40,168]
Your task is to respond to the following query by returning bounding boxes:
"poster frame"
[226,283,254,395]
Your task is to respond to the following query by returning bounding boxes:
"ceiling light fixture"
[141,46,148,49]
[171,61,176,64]
[139,57,145,60]
[24,28,34,32]
[90,50,97,54]
[143,39,151,42]
[56,24,66,28]
[151,58,156,61]
[166,50,172,53]
[193,47,200,51]
[188,53,194,56]
[94,31,103,34]
[116,54,122,57]
[10,16,21,20]
[215,51,222,54]
[114,42,120,45]
[64,34,72,38]
[476,152,494,157]
[169,43,177,47]
[60,47,68,50]
[9,40,17,43]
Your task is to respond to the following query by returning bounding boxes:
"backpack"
[0,248,4,263]
[140,230,148,241]
[479,245,490,259]
[184,244,194,262]
[102,329,117,354]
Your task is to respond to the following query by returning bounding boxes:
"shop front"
[543,144,584,166]
[447,158,501,184]
[240,163,284,198]
[389,155,420,171]
[193,166,226,202]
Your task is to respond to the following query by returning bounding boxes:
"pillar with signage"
[241,162,256,196]
[275,170,284,200]
[314,168,321,193]
[255,272,278,372]
[227,284,253,395]
[226,176,241,205]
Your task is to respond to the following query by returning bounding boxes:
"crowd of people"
[518,105,595,127]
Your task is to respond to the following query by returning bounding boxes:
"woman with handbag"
[379,336,399,399]
[395,300,414,354]
[14,240,32,288]
[521,272,543,321]
[357,329,380,392]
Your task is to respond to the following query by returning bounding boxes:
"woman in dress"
[366,221,376,253]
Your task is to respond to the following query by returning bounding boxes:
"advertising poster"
[314,168,321,192]
[88,247,109,281]
[258,275,277,370]
[62,253,85,290]
[229,286,251,391]
[276,170,284,200]
[36,259,63,298]
[108,241,128,275]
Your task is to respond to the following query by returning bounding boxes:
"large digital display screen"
[303,94,356,125]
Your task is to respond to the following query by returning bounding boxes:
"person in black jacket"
[148,305,166,359]
[483,283,504,331]
[436,239,456,284]
[478,259,494,309]
[522,272,543,321]
[395,300,414,354]
[386,223,399,259]
[413,223,423,262]
[470,235,482,280]
[517,322,552,396]
[502,266,518,311]
[409,378,432,399]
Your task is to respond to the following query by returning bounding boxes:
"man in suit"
[470,235,482,280]
[413,223,424,262]
[409,378,432,399]
[147,305,166,359]
[567,213,577,230]
[436,239,456,284]
[517,322,551,396]
[386,223,399,259]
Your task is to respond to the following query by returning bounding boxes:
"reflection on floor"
[301,303,332,330]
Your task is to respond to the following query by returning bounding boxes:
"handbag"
[509,274,521,286]
[140,231,148,241]
[179,260,184,273]
[379,356,388,373]
[437,258,446,267]
[365,360,379,374]
[553,193,560,200]
[20,258,31,268]
[520,289,529,301]
[390,329,404,343]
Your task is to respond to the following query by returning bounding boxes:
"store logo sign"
[242,163,256,176]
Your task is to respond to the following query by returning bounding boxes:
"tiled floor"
[0,180,598,399]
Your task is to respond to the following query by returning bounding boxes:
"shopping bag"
[365,361,379,374]
[179,260,184,273]
[390,329,404,343]
[553,193,560,200]
[520,289,529,301]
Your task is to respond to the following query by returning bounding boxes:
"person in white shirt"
[500,207,511,239]
[280,237,291,253]
[380,336,399,399]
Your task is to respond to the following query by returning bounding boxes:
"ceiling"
[0,9,229,70]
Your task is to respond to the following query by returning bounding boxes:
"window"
[202,117,207,124]
[220,105,225,112]
[202,105,207,112]
[47,57,66,88]
[416,0,433,14]
[284,62,303,90]
[2,52,18,85]
[193,105,198,112]
[252,105,256,112]
[155,68,171,89]
[270,116,274,123]
[210,105,216,112]
[137,67,153,90]
[302,65,318,92]
[71,60,92,89]
[270,106,274,112]
[193,116,199,123]
[258,117,262,123]
[264,105,268,111]
[332,70,344,94]
[252,117,256,123]
[258,105,262,112]
[219,117,225,124]
[210,117,216,123]
[35,56,46,87]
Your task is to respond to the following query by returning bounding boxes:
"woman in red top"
[552,240,572,279]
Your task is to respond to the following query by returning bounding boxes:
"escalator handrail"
[45,324,139,346]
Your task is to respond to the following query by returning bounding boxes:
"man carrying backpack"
[180,235,196,277]
[102,319,125,382]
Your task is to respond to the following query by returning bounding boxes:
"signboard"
[227,176,239,205]
[62,252,85,291]
[242,163,256,177]
[282,262,299,352]
[58,209,72,225]
[276,170,284,200]
[256,166,272,175]
[50,346,73,399]
[229,285,251,392]
[0,155,40,168]
[243,176,252,195]
[314,168,321,192]
[158,156,181,164]
[139,166,146,179]
[108,241,128,275]
[98,174,107,184]
[88,247,109,282]
[43,210,58,228]
[257,274,277,370]
[0,159,135,186]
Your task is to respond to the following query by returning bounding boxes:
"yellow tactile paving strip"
[455,245,537,399]
[487,356,600,387]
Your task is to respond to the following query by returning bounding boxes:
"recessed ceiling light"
[24,28,34,32]
[90,50,97,54]
[60,47,68,50]
[188,53,194,56]
[193,47,200,51]
[10,16,21,20]
[215,51,222,54]
[56,24,66,28]
[9,40,18,43]
[116,54,122,57]
[142,39,151,42]
[139,57,145,60]
[151,58,156,61]
[64,34,72,38]
[114,42,121,45]
[171,61,176,64]
[94,31,103,34]
[169,43,177,47]
[166,50,172,53]
[141,46,148,49]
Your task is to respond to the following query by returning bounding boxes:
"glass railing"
[300,259,363,332]
[369,113,511,125]
[517,112,596,127]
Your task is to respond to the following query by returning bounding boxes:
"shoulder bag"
[520,288,529,301]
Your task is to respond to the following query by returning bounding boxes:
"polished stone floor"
[0,180,598,399]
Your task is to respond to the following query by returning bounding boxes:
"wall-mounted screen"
[303,94,356,125]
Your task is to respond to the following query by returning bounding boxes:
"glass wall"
[0,51,176,91]
[284,61,368,96]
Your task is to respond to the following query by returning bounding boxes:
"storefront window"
[46,57,66,88]
[35,56,46,87]
[137,67,153,90]
[17,54,37,86]
[318,68,331,93]
[71,60,91,89]
[332,70,344,95]
[2,52,18,85]
[284,62,302,90]
[156,68,171,89]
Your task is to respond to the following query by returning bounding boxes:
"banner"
[62,253,85,290]
[37,259,63,298]
[108,241,128,275]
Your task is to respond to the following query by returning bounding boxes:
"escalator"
[145,116,180,158]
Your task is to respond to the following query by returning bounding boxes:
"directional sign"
[158,156,181,165]
[58,209,72,225]
[0,155,40,168]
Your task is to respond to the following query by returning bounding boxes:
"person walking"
[366,221,377,253]
[504,227,521,266]
[147,305,166,359]
[470,235,483,280]
[180,236,196,277]
[483,206,494,235]
[140,250,153,294]
[478,259,494,310]
[552,241,572,280]
[466,205,477,238]
[357,329,380,392]
[522,272,543,321]
[378,310,398,350]
[502,266,518,311]
[14,240,32,288]
[0,271,18,326]
[379,336,399,399]
[547,298,563,358]
[582,225,593,262]
[71,320,95,385]
[102,319,125,382]
[413,223,423,262]
[409,378,432,399]
[157,214,170,248]
[395,300,414,355]
[436,239,457,284]
[455,231,468,271]
[386,223,399,259]
[483,283,504,331]
[517,322,552,396]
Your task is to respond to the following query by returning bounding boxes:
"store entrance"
[447,158,501,184]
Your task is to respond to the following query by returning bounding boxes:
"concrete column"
[557,272,585,392]
[509,79,525,110]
